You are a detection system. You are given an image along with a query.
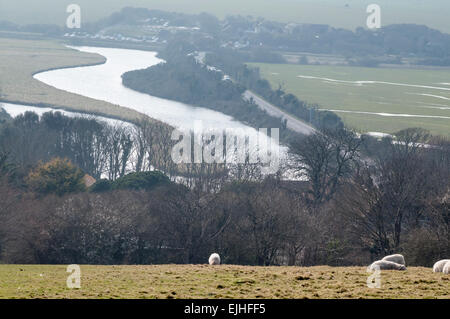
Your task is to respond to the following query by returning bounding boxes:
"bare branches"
[290,128,362,206]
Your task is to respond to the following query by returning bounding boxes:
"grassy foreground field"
[250,63,450,137]
[0,265,448,299]
[0,36,158,123]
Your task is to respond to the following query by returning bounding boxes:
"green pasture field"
[249,63,450,137]
[0,264,448,299]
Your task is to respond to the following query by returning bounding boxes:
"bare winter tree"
[290,128,362,207]
[60,116,109,179]
[131,120,153,173]
[154,185,232,264]
[105,124,133,180]
[337,128,447,257]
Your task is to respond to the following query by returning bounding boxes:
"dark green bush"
[89,179,113,193]
[113,171,170,191]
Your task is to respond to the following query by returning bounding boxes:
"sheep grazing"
[382,254,406,266]
[443,262,450,275]
[208,253,221,265]
[368,260,407,271]
[432,259,450,273]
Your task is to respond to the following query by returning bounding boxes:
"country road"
[243,90,317,135]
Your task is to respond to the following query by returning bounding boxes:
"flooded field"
[250,63,450,136]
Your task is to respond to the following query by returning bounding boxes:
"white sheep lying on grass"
[382,254,405,265]
[432,259,450,273]
[368,260,407,271]
[208,253,221,265]
[443,262,450,274]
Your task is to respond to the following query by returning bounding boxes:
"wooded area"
[0,111,448,266]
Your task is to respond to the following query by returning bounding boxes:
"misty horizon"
[0,0,449,33]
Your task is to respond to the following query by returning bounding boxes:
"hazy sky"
[0,0,449,33]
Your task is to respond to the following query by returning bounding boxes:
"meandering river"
[30,46,287,172]
[34,46,252,131]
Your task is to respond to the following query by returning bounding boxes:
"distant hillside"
[86,8,450,64]
[0,0,449,33]
[1,6,449,64]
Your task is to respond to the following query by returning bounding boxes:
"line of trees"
[203,48,344,131]
[0,109,448,266]
[0,111,179,181]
